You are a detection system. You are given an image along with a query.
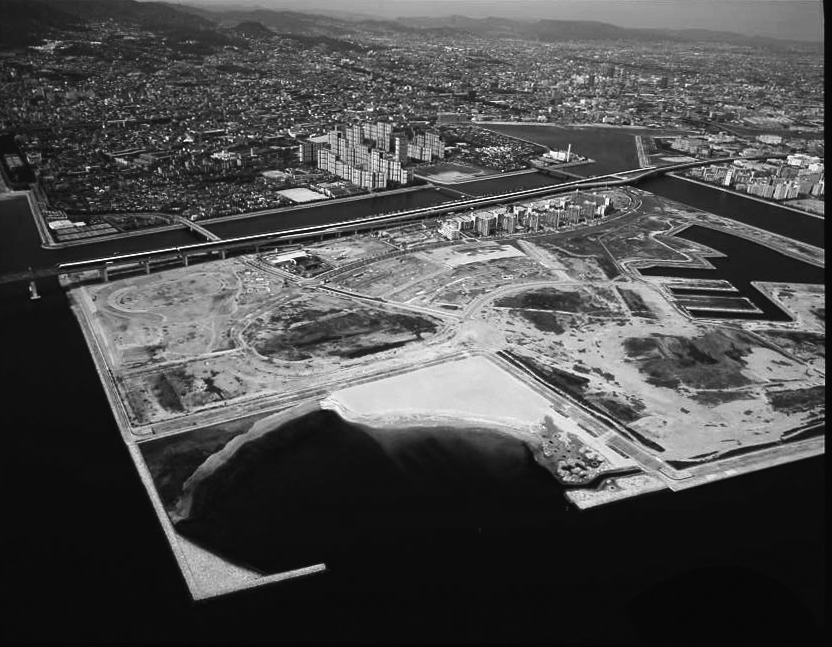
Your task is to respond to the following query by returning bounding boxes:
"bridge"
[173,215,221,241]
[1,155,785,292]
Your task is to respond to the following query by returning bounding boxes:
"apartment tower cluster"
[439,191,612,240]
[317,122,444,190]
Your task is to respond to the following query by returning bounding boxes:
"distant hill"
[405,15,823,52]
[0,0,821,53]
[227,20,275,40]
[0,0,86,47]
[174,6,351,35]
[0,0,217,48]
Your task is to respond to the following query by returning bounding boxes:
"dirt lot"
[242,292,440,361]
[304,235,393,268]
[478,274,822,462]
[76,192,825,465]
[754,282,825,331]
[333,253,445,298]
[415,161,498,183]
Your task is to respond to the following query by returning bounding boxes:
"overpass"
[1,155,785,291]
[173,215,221,241]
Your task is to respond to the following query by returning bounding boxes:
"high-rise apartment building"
[317,123,413,190]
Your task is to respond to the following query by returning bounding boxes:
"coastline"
[668,172,824,220]
[17,182,441,249]
[196,182,437,226]
[475,121,697,134]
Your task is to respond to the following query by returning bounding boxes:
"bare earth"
[68,186,824,598]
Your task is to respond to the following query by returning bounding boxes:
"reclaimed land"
[69,186,825,595]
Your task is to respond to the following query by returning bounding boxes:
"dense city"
[0,2,824,241]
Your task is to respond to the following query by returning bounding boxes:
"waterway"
[639,225,825,320]
[640,175,825,249]
[0,121,824,278]
[206,186,457,239]
[1,127,824,641]
[481,123,667,176]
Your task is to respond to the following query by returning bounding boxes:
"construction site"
[67,185,825,598]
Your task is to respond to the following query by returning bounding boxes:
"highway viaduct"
[1,154,785,296]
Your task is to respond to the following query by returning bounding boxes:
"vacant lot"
[415,161,497,183]
[495,285,622,317]
[243,293,440,361]
[616,287,658,319]
[623,329,758,390]
[334,253,444,298]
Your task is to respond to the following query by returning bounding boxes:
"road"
[0,155,786,287]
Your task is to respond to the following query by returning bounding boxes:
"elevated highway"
[0,154,786,291]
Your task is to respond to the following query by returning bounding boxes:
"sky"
[180,0,825,42]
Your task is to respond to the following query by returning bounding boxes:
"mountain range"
[0,0,822,52]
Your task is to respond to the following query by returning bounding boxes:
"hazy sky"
[181,0,824,41]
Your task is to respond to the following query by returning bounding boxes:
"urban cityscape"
[0,0,824,642]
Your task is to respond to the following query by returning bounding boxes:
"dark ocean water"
[0,126,825,640]
[0,275,824,642]
[172,410,565,576]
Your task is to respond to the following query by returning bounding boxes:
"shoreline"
[475,121,697,134]
[197,182,439,225]
[16,182,442,249]
[677,221,824,268]
[668,172,824,220]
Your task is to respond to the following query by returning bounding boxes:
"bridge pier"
[101,266,109,282]
[144,260,151,274]
[183,254,189,267]
[29,279,40,300]
[220,250,226,260]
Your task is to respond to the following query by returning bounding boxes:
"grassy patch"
[513,309,565,334]
[497,286,617,315]
[623,329,758,391]
[616,287,657,319]
[590,395,646,424]
[249,307,438,361]
[497,288,584,311]
[691,389,755,407]
[766,385,825,414]
[760,330,825,362]
[150,373,185,412]
[503,351,589,398]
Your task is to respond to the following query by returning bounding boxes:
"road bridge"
[0,154,786,293]
[173,215,221,241]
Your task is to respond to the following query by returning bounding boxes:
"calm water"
[205,187,456,239]
[640,175,825,249]
[0,127,824,640]
[482,123,654,175]
[639,225,825,320]
[1,278,824,641]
